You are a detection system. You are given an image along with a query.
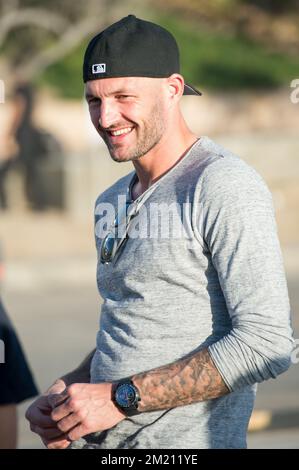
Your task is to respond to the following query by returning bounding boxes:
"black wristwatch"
[112,380,141,416]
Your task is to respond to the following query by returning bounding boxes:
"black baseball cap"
[83,15,202,96]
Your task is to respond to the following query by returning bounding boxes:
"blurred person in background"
[26,15,294,449]
[0,120,18,211]
[0,157,10,210]
[5,83,49,211]
[0,298,38,448]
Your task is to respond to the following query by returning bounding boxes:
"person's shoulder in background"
[0,299,39,405]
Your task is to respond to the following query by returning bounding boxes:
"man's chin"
[109,151,133,163]
[108,145,142,162]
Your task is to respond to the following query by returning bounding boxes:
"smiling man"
[26,15,294,449]
[86,77,168,164]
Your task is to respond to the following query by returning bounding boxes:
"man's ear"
[166,74,185,101]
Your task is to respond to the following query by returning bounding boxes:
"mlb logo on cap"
[92,63,106,74]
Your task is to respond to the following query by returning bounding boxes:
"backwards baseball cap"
[83,14,202,96]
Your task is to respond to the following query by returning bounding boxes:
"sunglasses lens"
[100,201,137,264]
[101,232,115,263]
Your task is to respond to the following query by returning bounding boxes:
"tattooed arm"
[38,348,229,447]
[132,348,229,412]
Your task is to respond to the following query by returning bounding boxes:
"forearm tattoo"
[132,348,229,412]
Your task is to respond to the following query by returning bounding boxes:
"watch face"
[116,383,136,408]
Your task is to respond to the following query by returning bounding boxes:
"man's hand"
[26,350,96,449]
[49,383,125,447]
[25,379,71,449]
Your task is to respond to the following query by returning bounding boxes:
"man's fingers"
[48,390,69,409]
[47,439,71,450]
[30,424,65,440]
[31,422,71,449]
[56,411,85,434]
[29,409,57,429]
[67,423,89,442]
[42,436,71,450]
[51,397,74,422]
[30,422,38,434]
[25,396,51,422]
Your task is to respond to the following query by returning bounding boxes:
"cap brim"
[183,83,202,96]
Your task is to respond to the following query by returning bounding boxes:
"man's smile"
[106,127,135,143]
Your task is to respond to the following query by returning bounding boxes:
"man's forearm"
[43,349,229,444]
[132,348,229,412]
[59,349,95,387]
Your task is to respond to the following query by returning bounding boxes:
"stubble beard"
[105,101,167,163]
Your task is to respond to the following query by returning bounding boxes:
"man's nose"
[98,100,119,129]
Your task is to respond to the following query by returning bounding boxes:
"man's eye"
[116,95,130,100]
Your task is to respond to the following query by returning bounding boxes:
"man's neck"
[131,128,198,199]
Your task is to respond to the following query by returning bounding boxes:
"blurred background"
[0,0,299,449]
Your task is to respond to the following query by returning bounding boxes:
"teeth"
[110,127,132,136]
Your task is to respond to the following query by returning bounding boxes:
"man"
[26,15,294,449]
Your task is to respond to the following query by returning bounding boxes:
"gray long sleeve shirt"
[76,136,293,449]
